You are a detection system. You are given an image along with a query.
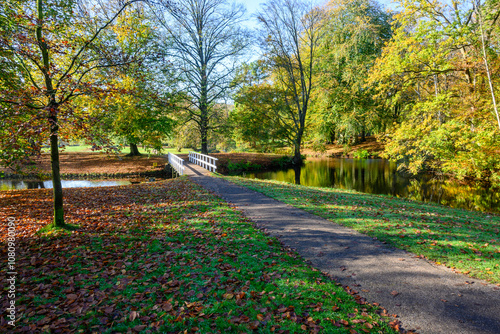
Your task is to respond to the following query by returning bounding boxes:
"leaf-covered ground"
[0,152,167,177]
[0,178,398,333]
[223,176,500,284]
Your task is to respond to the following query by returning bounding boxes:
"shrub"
[352,149,370,159]
[227,160,262,172]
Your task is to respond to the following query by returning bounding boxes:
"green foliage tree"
[0,0,148,227]
[81,7,179,156]
[232,62,295,152]
[257,0,325,164]
[310,0,392,145]
[369,0,500,184]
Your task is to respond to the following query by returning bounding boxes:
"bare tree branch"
[154,0,251,153]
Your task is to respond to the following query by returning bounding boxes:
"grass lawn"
[0,178,398,333]
[222,176,500,285]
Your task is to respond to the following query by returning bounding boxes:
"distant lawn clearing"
[223,176,500,285]
[0,178,397,333]
[1,152,167,178]
[45,145,192,155]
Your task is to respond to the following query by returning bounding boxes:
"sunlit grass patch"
[0,178,397,333]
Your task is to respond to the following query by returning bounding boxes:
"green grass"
[37,222,80,234]
[222,176,500,284]
[4,178,397,333]
[162,147,192,154]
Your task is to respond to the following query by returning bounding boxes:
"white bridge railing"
[168,152,185,176]
[189,152,218,172]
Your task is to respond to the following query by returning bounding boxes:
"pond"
[241,158,500,214]
[0,179,145,190]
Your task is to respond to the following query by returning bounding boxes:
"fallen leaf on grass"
[162,303,173,312]
[249,321,260,329]
[223,293,234,300]
[133,325,146,332]
[129,311,139,322]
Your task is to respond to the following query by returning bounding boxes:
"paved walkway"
[183,163,500,334]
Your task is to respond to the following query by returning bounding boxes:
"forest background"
[1,0,499,226]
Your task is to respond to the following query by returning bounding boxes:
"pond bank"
[241,157,500,214]
[0,152,168,178]
[0,178,398,333]
[1,152,292,180]
[176,152,296,174]
[197,174,500,333]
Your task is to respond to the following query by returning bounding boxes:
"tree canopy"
[369,0,500,182]
[154,0,251,154]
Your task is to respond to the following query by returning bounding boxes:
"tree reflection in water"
[244,158,500,213]
[293,165,301,185]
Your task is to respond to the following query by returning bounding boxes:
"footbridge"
[167,152,218,176]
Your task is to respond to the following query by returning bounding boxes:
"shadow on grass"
[226,177,500,283]
[0,178,397,333]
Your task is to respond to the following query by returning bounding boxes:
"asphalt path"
[183,162,500,334]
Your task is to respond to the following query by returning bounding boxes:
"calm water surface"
[242,158,499,214]
[0,179,134,190]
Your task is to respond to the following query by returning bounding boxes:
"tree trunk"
[200,110,209,154]
[200,126,208,154]
[329,130,335,144]
[128,143,141,156]
[293,132,303,165]
[38,0,64,227]
[49,114,64,227]
[200,67,209,155]
[475,3,500,130]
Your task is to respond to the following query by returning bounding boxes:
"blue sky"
[234,0,399,60]
[238,0,261,14]
[236,0,399,22]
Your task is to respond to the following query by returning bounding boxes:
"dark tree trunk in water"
[128,143,141,156]
[293,164,301,185]
[50,114,64,227]
[293,131,303,165]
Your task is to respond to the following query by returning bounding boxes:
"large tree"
[369,0,500,183]
[257,0,324,164]
[155,0,251,154]
[81,7,179,156]
[232,61,297,152]
[310,0,392,145]
[0,0,148,227]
